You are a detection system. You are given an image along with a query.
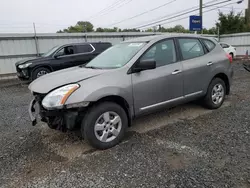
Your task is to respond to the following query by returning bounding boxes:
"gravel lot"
[0,62,249,188]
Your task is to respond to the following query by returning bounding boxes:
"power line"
[104,0,177,27]
[143,1,239,30]
[87,0,132,20]
[135,0,232,29]
[91,0,133,20]
[126,0,224,29]
[87,0,125,19]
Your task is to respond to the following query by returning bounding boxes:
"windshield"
[85,42,146,69]
[41,46,60,57]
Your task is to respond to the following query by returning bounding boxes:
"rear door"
[177,37,209,96]
[74,44,96,66]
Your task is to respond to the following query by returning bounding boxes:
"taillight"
[226,54,233,63]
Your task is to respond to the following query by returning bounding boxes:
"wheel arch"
[211,73,230,95]
[92,95,132,127]
[30,65,53,79]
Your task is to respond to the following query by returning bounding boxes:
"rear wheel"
[32,67,51,81]
[82,102,128,149]
[203,78,226,109]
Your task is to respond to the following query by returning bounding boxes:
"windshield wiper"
[81,65,102,69]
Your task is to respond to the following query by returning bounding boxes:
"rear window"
[203,39,216,52]
[76,44,93,53]
[93,43,112,52]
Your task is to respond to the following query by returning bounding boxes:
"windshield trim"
[41,45,60,57]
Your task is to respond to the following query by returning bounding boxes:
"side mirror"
[133,59,156,73]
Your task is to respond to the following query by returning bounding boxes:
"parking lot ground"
[0,62,249,188]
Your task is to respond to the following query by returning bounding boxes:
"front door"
[132,39,183,115]
[52,45,78,70]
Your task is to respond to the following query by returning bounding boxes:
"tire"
[203,78,226,109]
[82,102,128,149]
[32,67,51,81]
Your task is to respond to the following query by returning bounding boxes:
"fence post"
[85,33,88,42]
[33,23,40,56]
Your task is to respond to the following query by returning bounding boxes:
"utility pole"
[217,26,220,42]
[200,0,203,34]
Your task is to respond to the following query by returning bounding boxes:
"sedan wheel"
[211,83,224,105]
[82,102,128,149]
[203,78,226,109]
[94,111,122,143]
[37,70,48,78]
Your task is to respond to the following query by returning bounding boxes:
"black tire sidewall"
[82,102,128,149]
[32,67,50,81]
[205,78,226,109]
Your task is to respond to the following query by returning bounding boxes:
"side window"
[220,43,229,49]
[76,44,94,53]
[203,39,216,52]
[178,38,204,60]
[96,43,112,52]
[56,46,75,56]
[140,39,176,67]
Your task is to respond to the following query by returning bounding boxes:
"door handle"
[172,70,182,75]
[207,62,213,66]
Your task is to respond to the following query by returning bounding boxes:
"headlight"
[18,63,32,69]
[42,84,80,109]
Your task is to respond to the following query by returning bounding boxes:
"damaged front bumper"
[28,97,86,131]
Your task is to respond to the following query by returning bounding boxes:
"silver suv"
[29,35,233,149]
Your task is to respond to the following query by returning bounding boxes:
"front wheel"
[32,67,51,81]
[203,78,226,109]
[82,102,128,149]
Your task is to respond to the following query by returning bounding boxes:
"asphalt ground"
[0,62,249,188]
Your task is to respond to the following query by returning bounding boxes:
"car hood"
[29,66,110,94]
[15,57,49,66]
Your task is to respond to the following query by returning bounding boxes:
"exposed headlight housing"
[18,63,32,69]
[42,84,80,109]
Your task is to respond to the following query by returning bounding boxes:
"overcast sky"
[0,0,247,33]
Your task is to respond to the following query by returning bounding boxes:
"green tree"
[57,21,94,33]
[161,25,190,33]
[216,10,250,34]
[121,28,140,32]
[203,27,217,34]
[145,28,153,32]
[95,27,118,32]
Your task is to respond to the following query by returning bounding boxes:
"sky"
[0,0,247,33]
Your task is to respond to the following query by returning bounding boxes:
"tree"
[145,28,153,32]
[203,27,217,34]
[216,10,250,34]
[95,27,118,32]
[57,21,94,33]
[160,25,190,33]
[121,28,140,32]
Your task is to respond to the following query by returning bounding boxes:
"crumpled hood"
[29,66,109,94]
